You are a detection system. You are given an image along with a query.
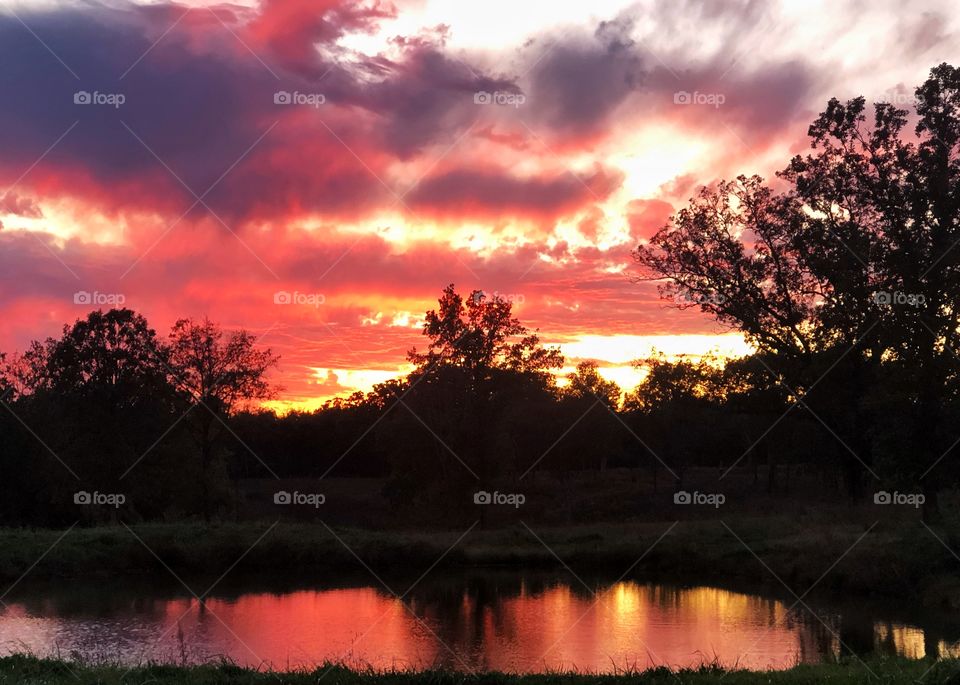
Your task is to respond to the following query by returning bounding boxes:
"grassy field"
[3,511,960,605]
[0,655,958,685]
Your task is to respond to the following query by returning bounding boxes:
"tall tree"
[386,285,563,520]
[558,361,624,473]
[24,309,170,400]
[14,309,178,522]
[408,285,563,379]
[636,64,960,516]
[167,318,279,520]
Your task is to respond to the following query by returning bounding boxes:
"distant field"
[236,465,930,528]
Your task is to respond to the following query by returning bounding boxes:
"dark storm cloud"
[0,1,526,221]
[405,166,624,220]
[522,15,647,141]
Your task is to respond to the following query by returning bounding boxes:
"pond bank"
[0,655,957,684]
[1,515,958,605]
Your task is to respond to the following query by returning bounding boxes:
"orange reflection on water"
[159,588,444,670]
[469,583,813,672]
[875,622,926,659]
[0,581,920,673]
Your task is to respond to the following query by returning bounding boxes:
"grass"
[2,511,960,604]
[0,655,959,685]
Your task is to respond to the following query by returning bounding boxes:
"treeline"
[234,63,960,523]
[0,284,888,527]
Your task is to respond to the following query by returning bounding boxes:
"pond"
[0,573,954,672]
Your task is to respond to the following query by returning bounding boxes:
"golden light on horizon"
[560,333,752,365]
[263,333,752,413]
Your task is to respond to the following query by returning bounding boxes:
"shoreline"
[0,655,958,684]
[1,516,958,605]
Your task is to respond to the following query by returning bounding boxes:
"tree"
[408,285,563,379]
[556,361,624,474]
[635,64,960,517]
[167,318,279,520]
[385,285,563,520]
[623,355,725,488]
[12,309,180,523]
[564,361,621,408]
[23,309,170,401]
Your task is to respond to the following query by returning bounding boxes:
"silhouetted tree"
[564,361,621,408]
[408,285,563,379]
[623,355,724,489]
[13,309,180,522]
[556,361,623,473]
[167,318,279,520]
[636,64,960,517]
[385,285,563,520]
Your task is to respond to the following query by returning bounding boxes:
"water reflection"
[875,622,926,659]
[0,577,950,672]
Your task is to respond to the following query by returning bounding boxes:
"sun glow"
[559,334,752,365]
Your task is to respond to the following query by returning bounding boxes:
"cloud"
[522,16,647,144]
[405,165,623,220]
[627,198,674,241]
[0,1,521,223]
[0,193,43,218]
[310,368,352,396]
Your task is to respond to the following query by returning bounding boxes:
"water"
[0,574,954,672]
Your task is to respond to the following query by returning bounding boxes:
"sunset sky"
[0,0,955,411]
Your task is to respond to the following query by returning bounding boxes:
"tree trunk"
[200,420,213,523]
